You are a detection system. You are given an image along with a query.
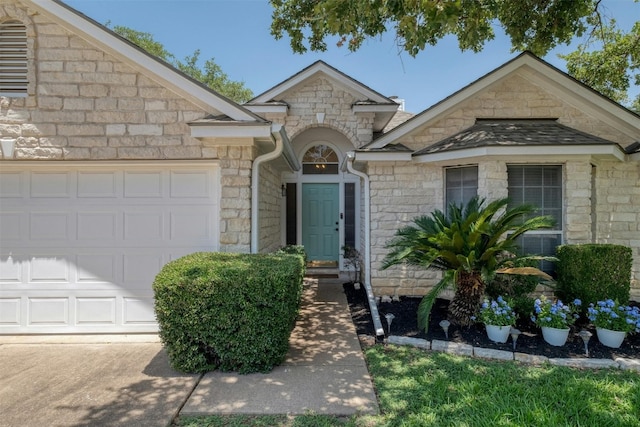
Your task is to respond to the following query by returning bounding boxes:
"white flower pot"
[596,327,626,348]
[485,324,511,343]
[541,326,570,346]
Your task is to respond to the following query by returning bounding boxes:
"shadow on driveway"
[0,343,199,427]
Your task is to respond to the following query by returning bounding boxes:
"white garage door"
[0,162,220,334]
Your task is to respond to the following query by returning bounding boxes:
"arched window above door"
[302,145,339,175]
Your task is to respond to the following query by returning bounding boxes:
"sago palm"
[382,197,554,331]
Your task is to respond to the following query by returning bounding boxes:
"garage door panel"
[77,212,118,240]
[77,171,118,198]
[124,212,164,241]
[76,254,117,283]
[123,296,155,324]
[29,255,70,283]
[28,297,69,325]
[170,170,211,198]
[0,255,23,282]
[0,172,23,197]
[170,210,212,241]
[30,212,70,240]
[31,172,72,198]
[123,253,164,286]
[0,162,220,334]
[0,298,20,325]
[124,171,163,198]
[76,297,116,324]
[0,212,23,240]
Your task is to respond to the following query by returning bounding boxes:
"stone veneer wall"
[275,76,375,148]
[258,160,283,253]
[370,158,640,301]
[1,1,255,253]
[594,161,640,300]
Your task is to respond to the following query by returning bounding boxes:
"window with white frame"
[507,165,562,273]
[445,165,478,208]
[0,20,28,97]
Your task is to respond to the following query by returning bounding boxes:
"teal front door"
[302,183,339,262]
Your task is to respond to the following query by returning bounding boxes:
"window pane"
[508,165,563,274]
[524,167,543,186]
[344,183,356,248]
[445,166,477,208]
[543,167,561,186]
[286,183,297,245]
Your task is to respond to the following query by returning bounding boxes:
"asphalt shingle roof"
[413,119,620,156]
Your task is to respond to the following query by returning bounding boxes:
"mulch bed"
[343,282,640,359]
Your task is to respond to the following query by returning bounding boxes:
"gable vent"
[0,20,28,97]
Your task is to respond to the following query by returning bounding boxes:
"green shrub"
[153,252,305,374]
[556,244,632,305]
[276,245,308,263]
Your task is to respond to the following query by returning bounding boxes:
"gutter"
[346,152,385,338]
[250,124,287,254]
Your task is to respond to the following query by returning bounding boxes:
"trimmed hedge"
[556,244,632,305]
[153,252,305,374]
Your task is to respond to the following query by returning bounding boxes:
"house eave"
[352,151,413,162]
[244,104,289,114]
[413,145,627,163]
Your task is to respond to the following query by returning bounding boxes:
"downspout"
[251,124,285,254]
[346,152,385,338]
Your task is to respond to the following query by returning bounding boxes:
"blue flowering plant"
[474,296,517,327]
[587,299,640,333]
[531,296,582,329]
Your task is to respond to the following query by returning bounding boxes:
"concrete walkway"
[0,277,378,426]
[181,277,379,416]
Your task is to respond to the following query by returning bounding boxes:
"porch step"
[305,267,340,278]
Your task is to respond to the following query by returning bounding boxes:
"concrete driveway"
[0,342,199,427]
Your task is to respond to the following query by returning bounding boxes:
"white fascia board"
[190,123,273,139]
[244,104,288,114]
[413,145,626,163]
[30,0,259,122]
[352,104,399,113]
[352,151,413,162]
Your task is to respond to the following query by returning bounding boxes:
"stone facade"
[368,71,640,299]
[271,76,374,148]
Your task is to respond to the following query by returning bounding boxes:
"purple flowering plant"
[475,296,517,327]
[587,299,640,333]
[531,295,582,329]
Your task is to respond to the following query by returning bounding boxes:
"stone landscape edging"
[386,335,640,372]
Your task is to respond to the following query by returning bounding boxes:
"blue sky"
[65,0,639,113]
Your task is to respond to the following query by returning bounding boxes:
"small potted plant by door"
[475,296,517,343]
[532,296,582,346]
[587,299,640,348]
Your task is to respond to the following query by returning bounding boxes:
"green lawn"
[175,344,640,427]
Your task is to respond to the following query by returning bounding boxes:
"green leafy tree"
[110,24,253,103]
[560,19,640,112]
[270,0,597,56]
[382,197,554,330]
